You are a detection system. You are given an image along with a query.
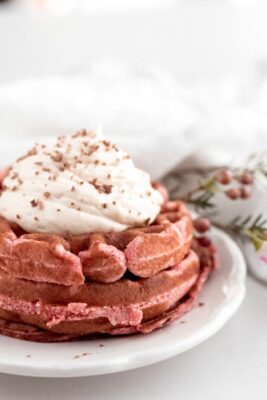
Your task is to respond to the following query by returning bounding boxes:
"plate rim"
[0,228,246,378]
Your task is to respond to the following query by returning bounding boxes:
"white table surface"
[0,276,266,399]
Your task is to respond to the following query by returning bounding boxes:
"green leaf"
[245,230,266,251]
[201,177,217,192]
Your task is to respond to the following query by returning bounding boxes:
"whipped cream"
[0,130,163,236]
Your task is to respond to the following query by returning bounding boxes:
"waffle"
[0,201,192,284]
[0,198,219,342]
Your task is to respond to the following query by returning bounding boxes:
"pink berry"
[240,186,252,199]
[216,169,233,185]
[225,188,241,200]
[193,218,211,233]
[198,236,211,247]
[239,172,253,185]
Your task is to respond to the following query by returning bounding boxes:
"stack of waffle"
[0,198,218,342]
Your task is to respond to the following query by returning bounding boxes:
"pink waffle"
[0,238,218,341]
[0,184,219,341]
[0,200,192,284]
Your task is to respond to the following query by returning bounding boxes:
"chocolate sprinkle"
[90,179,113,194]
[50,151,63,163]
[30,199,44,210]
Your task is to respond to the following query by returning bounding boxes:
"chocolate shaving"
[50,152,63,163]
[102,140,111,147]
[72,129,88,139]
[17,147,37,163]
[30,199,44,210]
[89,179,112,194]
[83,144,99,157]
[10,172,19,180]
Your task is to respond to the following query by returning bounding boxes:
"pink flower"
[259,243,267,264]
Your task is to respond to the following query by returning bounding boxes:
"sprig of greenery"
[162,154,267,253]
[214,214,267,251]
[186,191,216,211]
[178,176,219,212]
[164,152,267,210]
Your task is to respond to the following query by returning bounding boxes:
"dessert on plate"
[0,130,219,342]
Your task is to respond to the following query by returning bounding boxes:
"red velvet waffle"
[0,195,219,342]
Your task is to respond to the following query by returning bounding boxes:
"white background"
[1,1,267,84]
[0,1,267,399]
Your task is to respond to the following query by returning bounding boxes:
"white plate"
[0,228,246,378]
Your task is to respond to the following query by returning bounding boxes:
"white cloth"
[0,62,267,177]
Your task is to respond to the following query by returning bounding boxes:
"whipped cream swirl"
[0,130,163,235]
